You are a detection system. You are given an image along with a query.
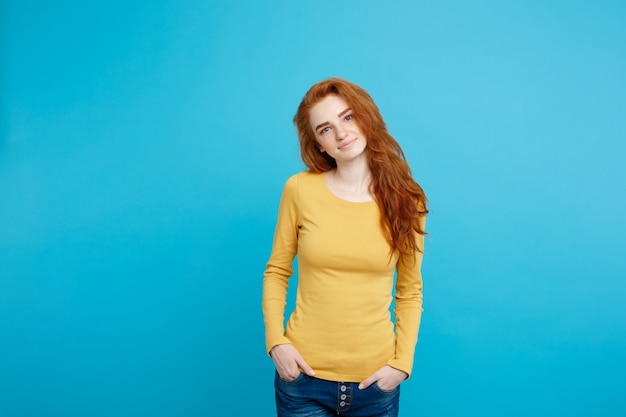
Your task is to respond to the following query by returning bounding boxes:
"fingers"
[296,356,316,376]
[359,365,407,390]
[270,344,315,379]
[358,374,376,390]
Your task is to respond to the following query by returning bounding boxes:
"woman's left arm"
[387,215,427,378]
[359,216,426,390]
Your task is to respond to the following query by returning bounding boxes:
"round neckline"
[321,172,376,204]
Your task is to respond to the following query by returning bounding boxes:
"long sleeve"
[262,175,300,354]
[262,171,426,382]
[387,215,426,377]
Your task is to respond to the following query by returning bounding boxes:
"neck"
[332,156,372,194]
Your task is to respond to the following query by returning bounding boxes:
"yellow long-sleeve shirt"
[262,171,425,382]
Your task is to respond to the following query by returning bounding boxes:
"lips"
[338,138,357,150]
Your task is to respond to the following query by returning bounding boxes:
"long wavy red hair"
[293,78,428,257]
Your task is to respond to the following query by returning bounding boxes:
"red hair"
[294,78,428,257]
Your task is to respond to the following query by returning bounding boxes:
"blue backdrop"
[1,1,625,416]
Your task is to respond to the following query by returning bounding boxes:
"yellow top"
[262,171,425,382]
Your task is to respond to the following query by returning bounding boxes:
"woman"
[262,78,428,417]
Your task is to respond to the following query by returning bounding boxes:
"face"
[308,94,367,164]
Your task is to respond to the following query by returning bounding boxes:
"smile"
[338,139,357,150]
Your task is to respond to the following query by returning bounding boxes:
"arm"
[262,175,316,380]
[360,216,426,390]
[262,176,300,353]
[387,215,426,378]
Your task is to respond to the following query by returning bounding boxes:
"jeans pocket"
[373,381,400,394]
[277,371,304,384]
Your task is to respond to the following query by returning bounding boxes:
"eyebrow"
[315,107,352,132]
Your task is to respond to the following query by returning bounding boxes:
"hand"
[358,365,407,391]
[269,344,315,381]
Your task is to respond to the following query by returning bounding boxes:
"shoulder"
[283,171,324,191]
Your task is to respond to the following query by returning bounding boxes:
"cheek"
[315,134,330,150]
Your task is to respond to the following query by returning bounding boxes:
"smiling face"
[308,94,368,165]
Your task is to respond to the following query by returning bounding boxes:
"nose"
[335,125,348,140]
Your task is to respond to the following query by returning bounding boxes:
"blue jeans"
[274,372,400,417]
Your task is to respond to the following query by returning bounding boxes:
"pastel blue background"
[1,1,625,416]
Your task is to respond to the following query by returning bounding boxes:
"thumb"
[296,356,316,376]
[358,374,376,390]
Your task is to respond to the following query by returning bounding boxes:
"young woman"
[262,78,428,417]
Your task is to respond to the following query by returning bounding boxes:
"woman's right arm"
[261,176,301,357]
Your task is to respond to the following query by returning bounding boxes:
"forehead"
[309,94,350,127]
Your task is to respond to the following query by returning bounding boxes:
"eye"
[344,114,353,122]
[320,126,331,134]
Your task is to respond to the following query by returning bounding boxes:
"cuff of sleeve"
[386,358,412,379]
[266,336,292,356]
